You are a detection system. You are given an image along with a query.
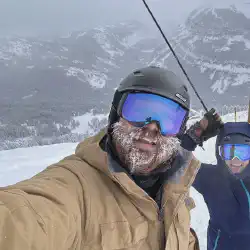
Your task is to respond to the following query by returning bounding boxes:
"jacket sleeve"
[0,161,85,250]
[180,134,198,152]
[192,163,216,194]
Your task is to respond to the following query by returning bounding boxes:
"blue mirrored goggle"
[118,92,188,136]
[219,144,250,161]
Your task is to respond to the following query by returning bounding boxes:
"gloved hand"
[186,108,224,147]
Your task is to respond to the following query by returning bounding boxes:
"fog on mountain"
[0,2,250,150]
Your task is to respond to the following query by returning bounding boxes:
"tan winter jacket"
[0,129,200,250]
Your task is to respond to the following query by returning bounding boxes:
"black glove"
[202,108,224,140]
[186,108,224,147]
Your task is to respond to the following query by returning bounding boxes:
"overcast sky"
[0,0,249,38]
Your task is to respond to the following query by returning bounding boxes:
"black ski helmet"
[108,66,190,133]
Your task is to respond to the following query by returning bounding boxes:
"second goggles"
[117,92,188,136]
[219,144,250,161]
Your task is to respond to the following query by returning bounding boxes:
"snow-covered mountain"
[1,6,250,150]
[0,21,159,150]
[151,6,250,109]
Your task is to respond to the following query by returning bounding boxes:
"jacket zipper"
[213,229,221,250]
[139,190,166,248]
[240,179,250,219]
[158,207,165,221]
[113,176,167,249]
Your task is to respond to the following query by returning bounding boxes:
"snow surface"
[65,67,107,88]
[72,110,108,134]
[0,110,248,249]
[120,33,144,48]
[93,31,124,57]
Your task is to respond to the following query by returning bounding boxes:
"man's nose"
[231,157,243,164]
[144,121,160,132]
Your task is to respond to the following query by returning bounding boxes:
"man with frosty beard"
[0,66,222,250]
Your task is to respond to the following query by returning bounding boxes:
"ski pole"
[141,0,208,112]
[248,98,250,124]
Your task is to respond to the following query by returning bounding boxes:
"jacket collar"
[76,128,198,182]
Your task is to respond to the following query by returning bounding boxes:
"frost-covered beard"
[112,120,180,175]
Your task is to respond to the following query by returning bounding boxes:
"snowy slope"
[0,110,249,249]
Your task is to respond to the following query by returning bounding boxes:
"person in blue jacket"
[185,121,250,250]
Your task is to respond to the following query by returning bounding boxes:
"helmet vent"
[133,70,144,76]
[223,136,230,141]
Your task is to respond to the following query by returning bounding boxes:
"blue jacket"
[192,122,250,250]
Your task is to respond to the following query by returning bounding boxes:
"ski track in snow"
[0,110,248,249]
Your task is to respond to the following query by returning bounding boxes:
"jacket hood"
[75,128,111,176]
[216,122,250,178]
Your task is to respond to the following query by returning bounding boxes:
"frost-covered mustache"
[133,129,159,145]
[112,121,179,152]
